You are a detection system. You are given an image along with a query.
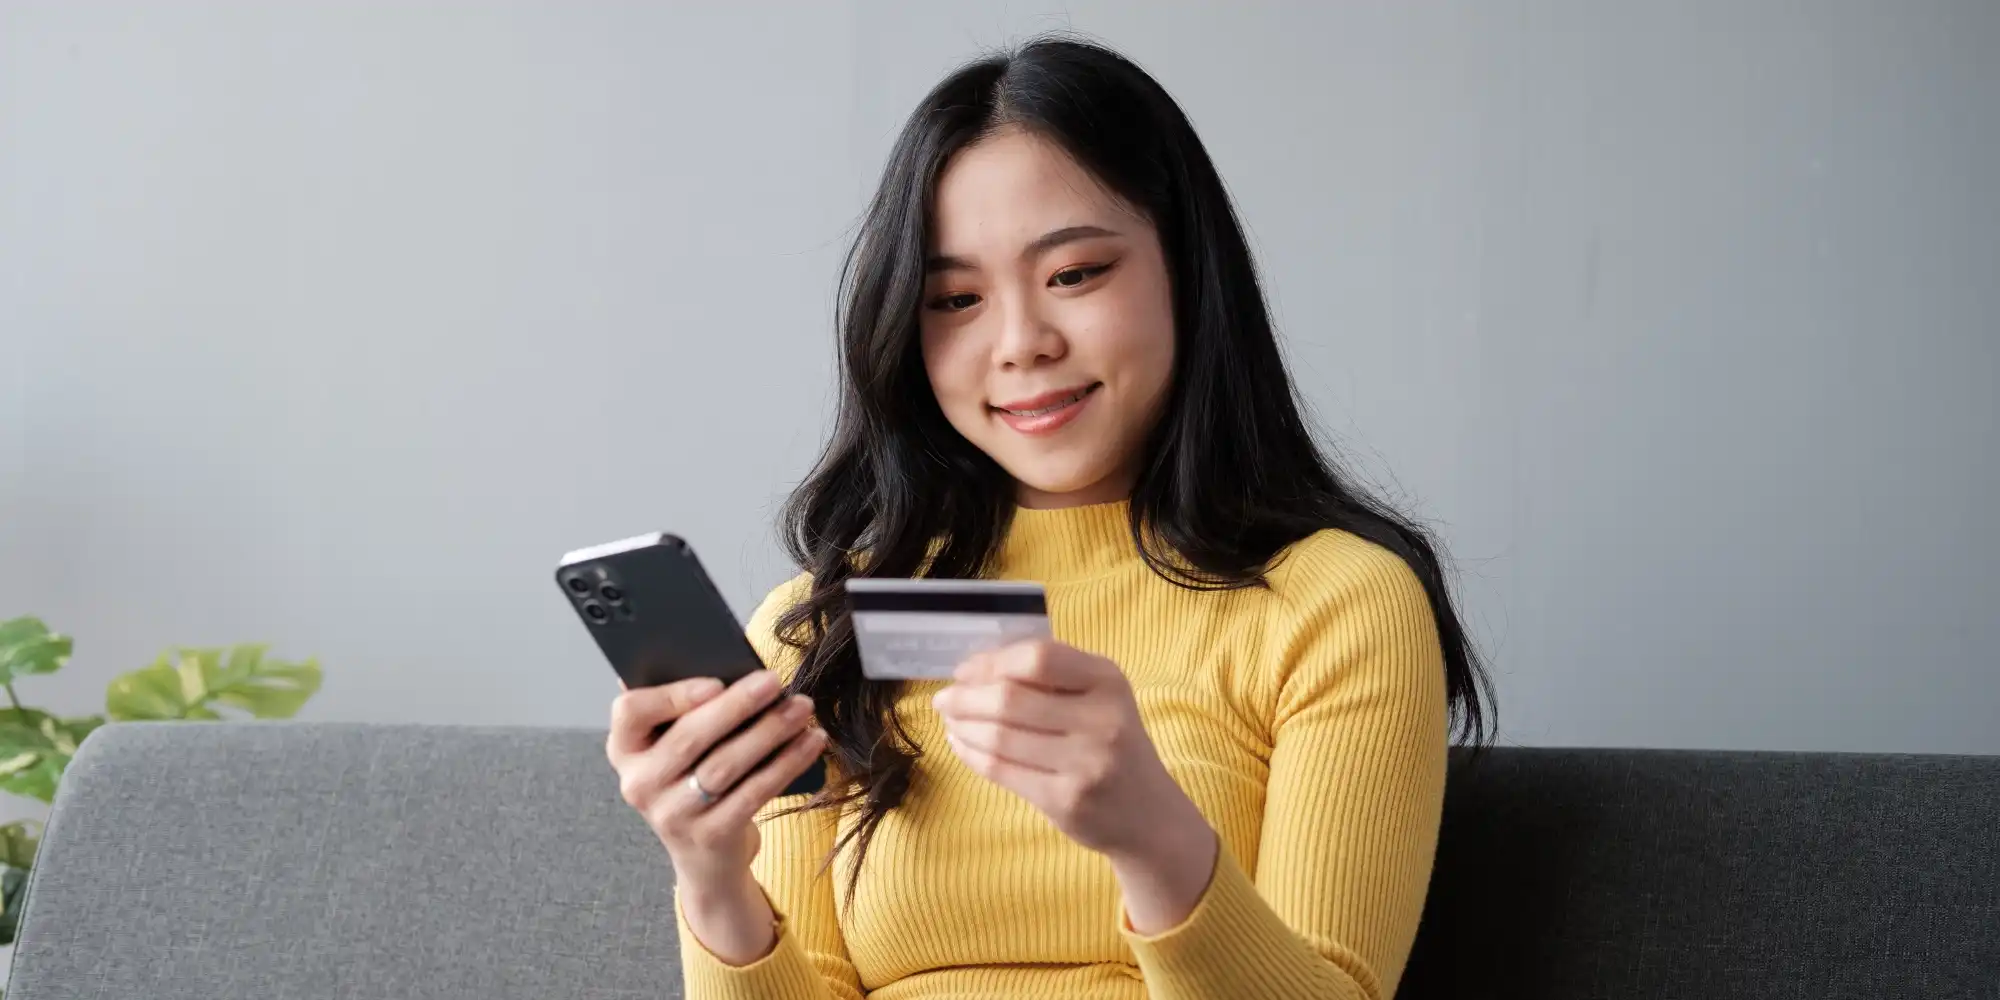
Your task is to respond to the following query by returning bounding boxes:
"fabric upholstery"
[13,722,684,1000]
[12,724,1997,999]
[1402,747,2000,999]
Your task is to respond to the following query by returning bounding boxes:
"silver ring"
[686,772,718,806]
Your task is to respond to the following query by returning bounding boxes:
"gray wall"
[3,2,1994,755]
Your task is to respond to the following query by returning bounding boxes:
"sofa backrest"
[14,723,683,1000]
[14,724,1998,999]
[1402,747,1999,998]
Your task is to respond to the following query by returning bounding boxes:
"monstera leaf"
[106,644,321,722]
[0,618,71,687]
[0,709,104,803]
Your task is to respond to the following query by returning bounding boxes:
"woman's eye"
[1049,264,1110,289]
[929,292,981,312]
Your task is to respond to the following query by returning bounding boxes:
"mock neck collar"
[990,499,1141,584]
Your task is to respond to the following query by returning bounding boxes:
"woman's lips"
[991,383,1101,435]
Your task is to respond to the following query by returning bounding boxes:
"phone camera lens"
[599,583,624,603]
[583,601,609,623]
[565,575,592,595]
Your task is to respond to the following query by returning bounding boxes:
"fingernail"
[789,694,813,714]
[748,670,778,694]
[693,678,725,699]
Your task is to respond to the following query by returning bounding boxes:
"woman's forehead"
[930,129,1137,253]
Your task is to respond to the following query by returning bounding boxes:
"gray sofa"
[12,723,1997,999]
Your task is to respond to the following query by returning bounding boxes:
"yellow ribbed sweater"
[676,500,1449,999]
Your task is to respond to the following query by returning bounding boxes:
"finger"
[961,640,1094,693]
[932,679,1078,734]
[699,726,829,830]
[620,742,680,816]
[946,730,1058,801]
[943,719,1063,773]
[608,677,727,756]
[952,648,1002,684]
[686,693,816,800]
[640,700,804,832]
[651,670,788,766]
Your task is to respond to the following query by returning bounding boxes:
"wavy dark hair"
[770,36,1491,903]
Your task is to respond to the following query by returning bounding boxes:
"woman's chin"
[1005,462,1131,508]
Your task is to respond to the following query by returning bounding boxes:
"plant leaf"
[107,646,320,721]
[48,715,104,755]
[0,822,36,949]
[0,618,49,652]
[0,765,59,803]
[0,821,39,870]
[0,618,71,686]
[220,643,264,686]
[104,656,189,721]
[0,708,67,802]
[175,648,216,706]
[0,708,52,746]
[212,686,312,718]
[1,863,28,946]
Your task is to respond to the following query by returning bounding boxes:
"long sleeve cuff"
[675,883,833,1000]
[1118,847,1381,1000]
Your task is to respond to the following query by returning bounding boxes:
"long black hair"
[771,36,1491,903]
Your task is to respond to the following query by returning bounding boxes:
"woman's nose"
[991,295,1067,369]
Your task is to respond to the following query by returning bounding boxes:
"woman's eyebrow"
[925,224,1122,274]
[1021,224,1121,258]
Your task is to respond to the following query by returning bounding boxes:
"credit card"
[844,579,1050,680]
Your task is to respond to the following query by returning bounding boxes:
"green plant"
[0,616,322,954]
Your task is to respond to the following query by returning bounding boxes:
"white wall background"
[3,2,1995,759]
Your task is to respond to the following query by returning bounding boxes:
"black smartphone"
[556,532,825,798]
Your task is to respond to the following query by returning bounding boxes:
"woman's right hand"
[606,669,827,892]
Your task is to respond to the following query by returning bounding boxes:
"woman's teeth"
[1003,388,1092,416]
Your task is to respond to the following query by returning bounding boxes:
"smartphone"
[557,532,825,799]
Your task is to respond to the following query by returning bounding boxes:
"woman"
[606,37,1488,1000]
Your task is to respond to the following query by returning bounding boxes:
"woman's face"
[919,127,1176,509]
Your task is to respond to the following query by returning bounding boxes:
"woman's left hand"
[931,639,1213,865]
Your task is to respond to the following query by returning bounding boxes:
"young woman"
[606,37,1488,1000]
